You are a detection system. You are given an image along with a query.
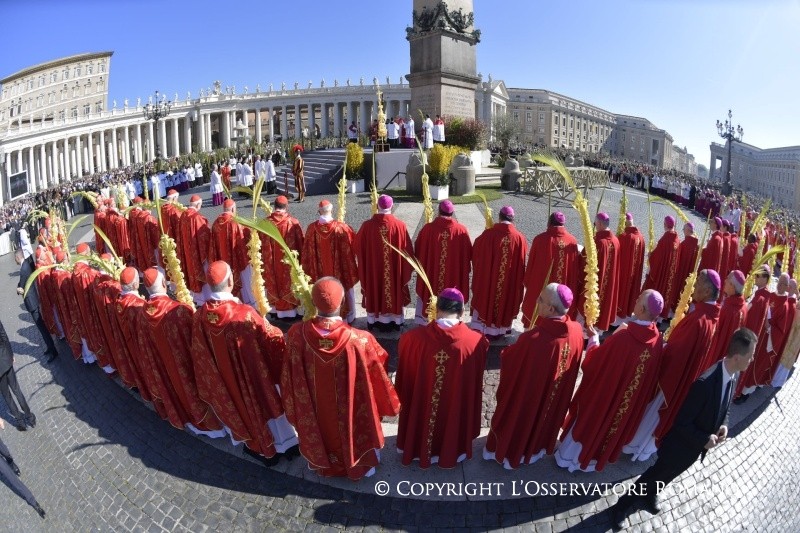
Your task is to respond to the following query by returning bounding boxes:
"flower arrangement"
[428,144,467,187]
[444,116,487,151]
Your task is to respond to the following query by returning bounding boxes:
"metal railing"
[518,166,608,198]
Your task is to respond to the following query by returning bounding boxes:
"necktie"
[719,379,732,427]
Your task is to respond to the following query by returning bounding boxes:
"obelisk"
[406,0,481,120]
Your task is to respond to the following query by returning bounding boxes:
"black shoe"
[243,447,281,467]
[283,445,301,461]
[26,414,36,428]
[733,393,750,405]
[33,503,45,519]
[6,457,20,476]
[642,498,661,515]
[46,351,58,364]
[14,420,27,431]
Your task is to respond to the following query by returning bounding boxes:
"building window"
[526,124,533,133]
[87,64,93,75]
[562,117,566,127]
[59,110,66,121]
[50,72,57,83]
[38,75,45,87]
[36,95,43,107]
[71,106,78,118]
[99,62,105,73]
[570,119,574,129]
[95,101,103,113]
[61,87,67,100]
[72,86,79,97]
[555,129,559,136]
[96,81,104,92]
[539,112,545,123]
[513,111,519,121]
[526,111,532,123]
[48,92,55,104]
[84,104,90,116]
[538,126,544,134]
[85,83,92,96]
[74,66,81,77]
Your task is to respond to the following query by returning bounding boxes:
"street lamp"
[716,109,743,195]
[143,90,171,167]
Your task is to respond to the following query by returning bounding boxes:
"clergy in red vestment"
[34,247,61,339]
[521,211,581,328]
[113,267,166,417]
[209,199,248,298]
[355,194,413,328]
[736,272,793,402]
[738,234,759,276]
[282,277,399,479]
[698,217,724,274]
[673,222,699,313]
[129,198,160,269]
[484,284,583,469]
[261,196,304,318]
[624,269,721,461]
[106,204,132,263]
[50,251,83,358]
[641,216,680,320]
[556,290,665,472]
[704,270,748,370]
[94,203,108,254]
[177,195,211,298]
[615,213,646,321]
[69,243,104,365]
[192,261,297,459]
[718,221,731,278]
[469,206,527,337]
[731,265,772,403]
[132,268,226,437]
[301,200,359,322]
[396,288,488,468]
[88,254,121,374]
[726,221,740,276]
[413,201,472,325]
[578,212,620,332]
[773,279,800,387]
[161,189,183,242]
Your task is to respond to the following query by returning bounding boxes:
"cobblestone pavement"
[0,182,798,531]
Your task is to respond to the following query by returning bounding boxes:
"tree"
[492,112,522,158]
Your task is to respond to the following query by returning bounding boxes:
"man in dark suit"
[0,418,46,517]
[0,319,36,431]
[610,327,758,530]
[15,248,58,363]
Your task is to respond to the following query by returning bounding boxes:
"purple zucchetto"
[664,216,675,229]
[685,222,695,231]
[552,211,566,225]
[438,200,455,215]
[500,205,515,218]
[647,291,664,317]
[703,269,721,290]
[439,287,464,304]
[625,212,633,221]
[556,284,573,310]
[730,270,746,293]
[713,216,723,230]
[378,194,393,210]
[596,212,610,223]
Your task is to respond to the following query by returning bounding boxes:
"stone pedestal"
[407,0,481,120]
[501,158,522,191]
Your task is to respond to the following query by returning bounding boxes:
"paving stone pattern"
[0,183,798,531]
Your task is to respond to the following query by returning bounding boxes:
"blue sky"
[1,0,798,167]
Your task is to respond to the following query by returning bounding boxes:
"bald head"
[777,272,790,294]
[634,289,663,321]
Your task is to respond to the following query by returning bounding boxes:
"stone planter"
[347,179,365,193]
[431,184,449,200]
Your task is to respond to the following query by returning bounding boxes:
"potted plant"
[345,143,365,193]
[429,144,467,200]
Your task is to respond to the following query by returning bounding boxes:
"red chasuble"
[89,273,121,370]
[395,321,488,468]
[642,231,680,319]
[675,235,699,308]
[486,316,584,468]
[106,210,132,262]
[562,321,663,471]
[129,209,160,269]
[160,203,182,242]
[735,287,771,397]
[133,295,223,432]
[704,294,747,370]
[698,231,723,274]
[578,229,620,331]
[616,227,647,318]
[520,226,581,327]
[301,220,359,316]
[115,292,163,410]
[355,213,413,317]
[51,268,83,358]
[728,234,740,275]
[281,318,400,479]
[741,293,792,389]
[655,301,720,442]
[35,257,59,336]
[191,298,288,457]
[70,262,104,354]
[719,232,731,278]
[471,223,528,329]
[209,212,248,297]
[738,242,758,276]
[414,216,473,310]
[177,208,211,293]
[94,211,107,254]
[261,211,304,311]
[773,297,797,377]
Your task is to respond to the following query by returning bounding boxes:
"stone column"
[197,113,206,151]
[172,117,180,157]
[111,127,119,168]
[222,111,231,148]
[49,141,57,183]
[97,130,105,172]
[147,121,155,161]
[307,102,315,139]
[39,144,47,188]
[158,120,167,159]
[28,148,37,193]
[255,108,262,144]
[333,102,342,138]
[136,125,143,163]
[63,138,71,179]
[184,117,192,155]
[123,126,131,166]
[280,106,288,140]
[265,107,272,142]
[75,135,83,177]
[320,103,329,138]
[206,114,213,150]
[359,101,369,135]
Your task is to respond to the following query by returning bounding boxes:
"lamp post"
[143,90,171,168]
[716,109,743,196]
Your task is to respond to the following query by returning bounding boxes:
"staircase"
[276,149,345,197]
[475,167,502,185]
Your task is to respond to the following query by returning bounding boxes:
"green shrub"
[345,143,364,179]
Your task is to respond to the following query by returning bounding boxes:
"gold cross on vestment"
[319,339,334,349]
[434,350,449,365]
[207,313,219,324]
